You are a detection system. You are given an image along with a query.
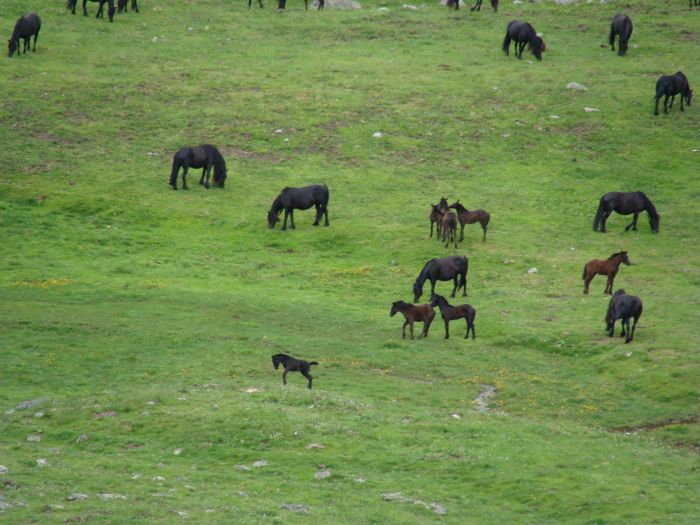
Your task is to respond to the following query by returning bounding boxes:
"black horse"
[606,289,643,343]
[502,20,545,61]
[609,14,632,56]
[248,0,264,7]
[267,184,329,230]
[471,0,498,12]
[117,0,139,13]
[169,145,227,190]
[593,192,660,233]
[654,71,693,116]
[67,0,116,22]
[276,0,323,9]
[272,354,318,389]
[413,255,468,302]
[7,13,40,58]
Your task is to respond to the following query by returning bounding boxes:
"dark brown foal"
[390,300,435,339]
[449,201,491,242]
[582,251,631,295]
[271,353,318,389]
[441,211,459,248]
[430,294,476,339]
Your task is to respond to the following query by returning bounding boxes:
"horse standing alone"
[449,201,490,242]
[654,71,693,116]
[430,294,476,340]
[609,14,633,56]
[390,301,435,339]
[7,13,41,57]
[606,290,643,343]
[502,20,546,61]
[413,255,468,302]
[169,145,228,190]
[267,184,329,230]
[582,251,631,295]
[272,354,318,389]
[593,192,660,233]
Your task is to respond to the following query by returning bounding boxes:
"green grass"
[1,0,699,523]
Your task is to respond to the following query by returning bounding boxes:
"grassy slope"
[1,0,699,523]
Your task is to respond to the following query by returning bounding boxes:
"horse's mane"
[639,192,659,219]
[203,145,227,181]
[393,300,412,310]
[612,289,626,297]
[11,16,26,40]
[608,251,625,259]
[415,258,437,285]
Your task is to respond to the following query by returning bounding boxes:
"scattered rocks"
[66,493,88,501]
[306,443,324,450]
[474,385,497,413]
[26,435,41,442]
[97,493,127,501]
[252,460,268,468]
[36,458,49,467]
[15,399,44,411]
[382,492,407,502]
[0,466,8,475]
[152,476,166,481]
[314,470,331,480]
[382,492,447,514]
[0,501,13,511]
[234,464,251,472]
[402,4,418,9]
[528,267,538,274]
[555,0,577,4]
[280,503,309,513]
[584,107,600,112]
[566,82,587,91]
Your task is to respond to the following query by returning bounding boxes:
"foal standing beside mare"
[606,290,643,343]
[654,71,693,116]
[430,294,476,340]
[390,301,435,339]
[609,14,633,56]
[582,251,631,295]
[267,184,329,230]
[502,20,546,61]
[441,210,459,249]
[272,354,318,389]
[593,192,660,233]
[413,255,468,302]
[449,201,490,242]
[7,13,40,58]
[169,145,228,190]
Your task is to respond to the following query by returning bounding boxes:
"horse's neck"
[417,262,433,284]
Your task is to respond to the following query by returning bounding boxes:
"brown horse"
[449,201,490,242]
[582,251,631,295]
[390,301,435,339]
[430,294,476,339]
[441,211,459,248]
[429,198,449,239]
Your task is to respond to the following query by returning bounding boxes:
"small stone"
[36,458,49,467]
[234,464,250,472]
[513,0,522,3]
[76,435,89,443]
[314,470,331,480]
[146,401,156,405]
[237,491,248,497]
[306,443,324,449]
[174,448,183,456]
[625,352,632,358]
[152,36,158,43]
[252,460,268,468]
[15,399,43,410]
[566,82,587,91]
[0,501,12,510]
[584,107,600,112]
[95,411,116,419]
[48,504,65,511]
[98,493,127,501]
[173,510,188,517]
[280,503,309,513]
[0,466,8,474]
[372,132,383,138]
[354,477,366,483]
[34,411,45,418]
[48,448,60,454]
[66,493,88,501]
[451,413,461,419]
[152,476,166,481]
[26,435,41,442]
[131,473,141,480]
[274,129,283,134]
[550,115,560,119]
[187,27,193,31]
[377,7,389,11]
[402,4,417,9]
[382,492,407,502]
[431,503,447,514]
[527,267,538,274]
[5,409,15,415]
[244,387,261,393]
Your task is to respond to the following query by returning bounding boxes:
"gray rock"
[314,0,361,6]
[66,493,88,501]
[431,503,447,514]
[280,503,309,513]
[98,493,127,501]
[33,412,45,418]
[314,470,331,480]
[252,460,268,468]
[15,399,44,411]
[474,384,497,413]
[584,107,600,113]
[36,458,49,467]
[555,0,576,4]
[26,435,41,442]
[0,501,13,510]
[306,443,324,450]
[566,82,587,91]
[382,492,408,502]
[76,434,89,443]
[528,267,538,274]
[0,466,8,475]
[234,464,250,472]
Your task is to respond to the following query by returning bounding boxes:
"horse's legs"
[430,221,434,238]
[289,209,296,229]
[470,320,476,340]
[481,223,487,242]
[181,166,190,190]
[302,371,313,389]
[625,212,639,231]
[409,320,415,339]
[444,320,450,339]
[430,278,437,299]
[664,95,670,114]
[680,94,685,112]
[669,95,675,109]
[451,276,458,298]
[654,95,660,116]
[459,223,465,242]
[608,319,615,337]
[402,320,408,339]
[203,167,212,189]
[304,0,308,9]
[605,274,614,295]
[282,370,288,385]
[318,0,324,9]
[323,206,329,226]
[32,31,38,52]
[82,0,88,16]
[620,318,628,339]
[312,204,321,226]
[281,210,289,230]
[630,315,639,342]
[600,211,612,233]
[423,317,432,338]
[583,273,593,294]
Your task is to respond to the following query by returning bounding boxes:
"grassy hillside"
[1,0,698,523]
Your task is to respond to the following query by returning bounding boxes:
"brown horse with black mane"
[390,301,435,339]
[430,294,476,340]
[582,251,631,295]
[449,201,490,242]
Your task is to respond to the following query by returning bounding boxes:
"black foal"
[272,353,319,389]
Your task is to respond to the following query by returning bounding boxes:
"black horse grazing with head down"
[654,71,693,116]
[413,255,468,302]
[471,0,498,12]
[606,290,643,343]
[67,0,116,22]
[267,184,329,230]
[609,14,633,56]
[7,13,40,58]
[502,20,545,61]
[272,354,318,389]
[430,294,476,340]
[117,0,139,13]
[169,145,227,190]
[593,192,659,233]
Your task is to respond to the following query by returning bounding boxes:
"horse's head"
[531,35,545,61]
[8,39,17,57]
[438,197,449,211]
[650,214,660,233]
[267,209,280,228]
[686,88,693,106]
[271,354,282,369]
[214,167,227,188]
[429,294,444,307]
[621,251,631,265]
[390,302,400,317]
[413,282,423,302]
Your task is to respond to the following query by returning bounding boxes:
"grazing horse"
[449,201,490,242]
[413,255,468,302]
[502,20,545,61]
[609,14,633,56]
[7,13,40,58]
[606,290,643,343]
[169,145,228,190]
[582,251,631,295]
[471,0,498,11]
[390,301,435,339]
[593,192,660,233]
[267,184,329,230]
[67,0,116,22]
[272,354,318,389]
[430,294,476,340]
[654,71,693,116]
[441,210,459,249]
[117,0,139,13]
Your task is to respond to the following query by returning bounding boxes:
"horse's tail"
[593,196,606,231]
[309,361,319,367]
[169,156,180,187]
[502,31,511,55]
[459,256,468,293]
[582,264,587,280]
